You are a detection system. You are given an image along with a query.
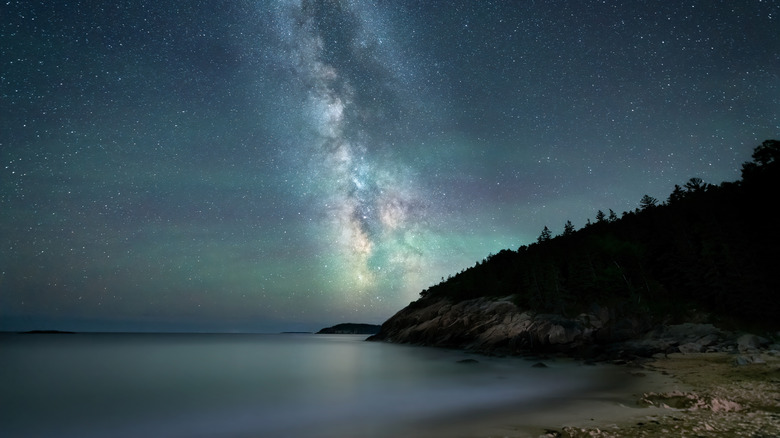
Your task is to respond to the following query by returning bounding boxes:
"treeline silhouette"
[420,140,779,328]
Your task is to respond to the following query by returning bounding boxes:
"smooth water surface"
[0,333,627,437]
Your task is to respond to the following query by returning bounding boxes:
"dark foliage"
[420,140,780,328]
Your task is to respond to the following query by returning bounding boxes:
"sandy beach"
[520,352,780,438]
[470,351,780,438]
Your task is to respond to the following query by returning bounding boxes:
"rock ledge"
[368,296,774,360]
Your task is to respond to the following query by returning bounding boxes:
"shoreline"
[460,351,780,437]
[368,295,779,436]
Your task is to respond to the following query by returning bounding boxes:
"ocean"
[0,333,634,437]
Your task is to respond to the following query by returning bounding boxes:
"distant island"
[317,323,381,335]
[18,330,77,334]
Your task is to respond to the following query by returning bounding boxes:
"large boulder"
[737,333,769,353]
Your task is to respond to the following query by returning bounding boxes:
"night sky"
[1,1,777,332]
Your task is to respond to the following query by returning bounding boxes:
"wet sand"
[417,352,780,438]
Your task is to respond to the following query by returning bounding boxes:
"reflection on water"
[0,333,628,437]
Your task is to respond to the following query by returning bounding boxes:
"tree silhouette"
[419,140,780,329]
[750,139,779,166]
[537,226,552,243]
[639,194,657,210]
[742,139,780,180]
[684,177,706,193]
[668,184,685,204]
[562,220,575,236]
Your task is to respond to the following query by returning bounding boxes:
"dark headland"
[370,140,780,358]
[367,140,780,437]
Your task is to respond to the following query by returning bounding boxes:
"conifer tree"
[639,194,658,210]
[684,177,705,192]
[562,220,575,236]
[537,226,552,243]
[668,184,685,204]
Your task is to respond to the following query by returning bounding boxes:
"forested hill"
[419,140,780,329]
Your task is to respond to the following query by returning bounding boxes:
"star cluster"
[1,0,777,332]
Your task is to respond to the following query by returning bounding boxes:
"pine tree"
[639,194,658,210]
[684,177,706,193]
[537,226,552,243]
[668,184,685,204]
[562,220,575,236]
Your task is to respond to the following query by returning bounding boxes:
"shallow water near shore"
[0,333,644,437]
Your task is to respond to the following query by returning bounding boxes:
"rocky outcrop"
[368,296,652,358]
[368,296,774,360]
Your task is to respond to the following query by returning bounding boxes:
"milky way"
[1,0,777,332]
[270,1,437,310]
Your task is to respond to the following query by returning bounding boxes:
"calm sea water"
[0,333,630,437]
